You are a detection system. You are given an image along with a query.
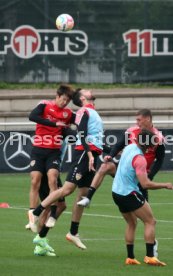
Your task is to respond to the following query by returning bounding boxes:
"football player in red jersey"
[28,84,75,230]
[29,88,103,251]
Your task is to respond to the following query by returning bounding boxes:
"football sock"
[50,205,57,219]
[33,204,45,216]
[39,225,50,238]
[146,243,154,257]
[87,187,96,200]
[126,244,135,258]
[70,221,79,235]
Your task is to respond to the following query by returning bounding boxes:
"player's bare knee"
[98,163,110,175]
[151,217,156,226]
[62,186,73,197]
[146,217,156,227]
[31,179,40,191]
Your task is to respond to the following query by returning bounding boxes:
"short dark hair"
[72,88,83,107]
[136,109,152,120]
[137,129,155,151]
[56,84,74,99]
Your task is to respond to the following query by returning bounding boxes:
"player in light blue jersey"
[112,129,173,266]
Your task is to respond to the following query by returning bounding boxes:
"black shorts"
[39,174,65,202]
[112,191,145,213]
[66,149,98,188]
[30,146,61,173]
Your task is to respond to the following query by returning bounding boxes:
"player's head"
[137,129,156,152]
[56,84,74,108]
[72,88,95,107]
[136,109,152,129]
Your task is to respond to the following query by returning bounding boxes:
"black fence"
[0,129,172,173]
[0,0,173,83]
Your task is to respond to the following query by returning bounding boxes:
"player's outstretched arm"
[137,173,173,190]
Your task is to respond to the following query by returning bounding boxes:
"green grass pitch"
[0,172,173,276]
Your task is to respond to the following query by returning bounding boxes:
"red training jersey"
[126,125,164,172]
[33,100,73,149]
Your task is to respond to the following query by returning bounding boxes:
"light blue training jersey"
[75,107,103,150]
[112,144,143,196]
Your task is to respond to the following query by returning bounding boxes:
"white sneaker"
[153,239,158,257]
[25,223,31,230]
[28,210,39,233]
[45,217,56,228]
[77,197,90,207]
[66,232,87,250]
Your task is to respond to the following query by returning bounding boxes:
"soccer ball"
[56,14,74,32]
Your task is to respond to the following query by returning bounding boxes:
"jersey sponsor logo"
[0,25,88,59]
[123,29,173,57]
[63,112,68,118]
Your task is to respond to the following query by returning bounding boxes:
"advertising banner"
[0,129,172,173]
[0,0,173,83]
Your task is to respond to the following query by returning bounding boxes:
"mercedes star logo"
[3,133,32,171]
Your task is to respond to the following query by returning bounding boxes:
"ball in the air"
[56,14,74,31]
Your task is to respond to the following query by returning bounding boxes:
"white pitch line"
[91,202,173,206]
[82,237,173,241]
[7,206,122,219]
[9,206,28,210]
[5,206,173,224]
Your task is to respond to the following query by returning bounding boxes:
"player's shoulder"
[132,153,147,169]
[76,106,89,116]
[152,126,162,135]
[152,126,164,141]
[126,125,139,133]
